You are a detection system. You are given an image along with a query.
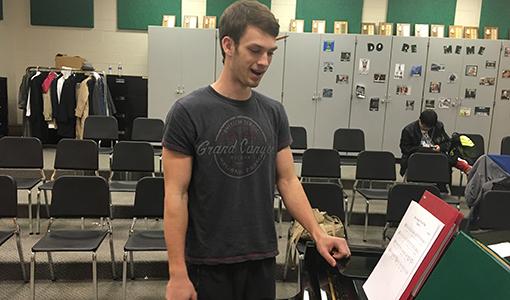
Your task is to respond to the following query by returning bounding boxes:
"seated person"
[399,109,471,177]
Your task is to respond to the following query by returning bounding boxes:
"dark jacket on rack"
[56,75,77,138]
[18,70,36,110]
[91,77,116,116]
[28,72,49,142]
[399,120,451,176]
[50,74,62,119]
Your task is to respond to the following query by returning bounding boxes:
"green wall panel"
[387,0,457,34]
[117,0,182,30]
[206,0,271,26]
[0,0,3,21]
[30,0,94,28]
[296,0,363,34]
[479,0,510,39]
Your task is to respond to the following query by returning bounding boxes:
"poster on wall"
[396,85,411,95]
[431,63,445,72]
[405,100,415,111]
[323,40,335,52]
[359,59,370,74]
[465,65,478,77]
[410,65,422,77]
[369,98,380,111]
[373,73,386,83]
[504,47,510,57]
[502,70,510,78]
[474,106,491,116]
[425,99,435,109]
[459,107,472,117]
[394,64,405,79]
[356,84,366,98]
[323,62,334,72]
[465,88,476,99]
[429,82,441,93]
[340,52,351,62]
[447,73,457,83]
[479,77,495,86]
[336,74,349,84]
[501,90,510,100]
[438,97,451,109]
[322,88,333,98]
[485,60,496,69]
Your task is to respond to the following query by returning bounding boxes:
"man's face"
[419,120,431,131]
[224,25,278,88]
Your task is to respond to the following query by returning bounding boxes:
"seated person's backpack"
[449,133,477,162]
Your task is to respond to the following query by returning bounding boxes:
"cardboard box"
[55,54,85,69]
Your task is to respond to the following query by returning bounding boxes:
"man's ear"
[222,36,235,58]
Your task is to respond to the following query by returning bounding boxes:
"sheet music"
[489,242,510,258]
[363,201,444,300]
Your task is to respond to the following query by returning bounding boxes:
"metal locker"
[349,35,393,150]
[489,40,510,153]
[382,36,429,157]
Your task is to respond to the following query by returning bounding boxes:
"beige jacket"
[75,76,91,139]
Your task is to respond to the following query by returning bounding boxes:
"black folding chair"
[0,175,27,282]
[109,141,155,192]
[122,177,165,299]
[478,190,510,230]
[0,136,44,234]
[131,117,165,172]
[301,148,341,184]
[289,126,307,163]
[349,151,396,241]
[30,176,116,300]
[383,183,440,244]
[406,153,460,209]
[83,115,119,155]
[333,128,365,166]
[501,136,510,155]
[36,139,99,233]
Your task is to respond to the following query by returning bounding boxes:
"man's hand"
[432,145,440,152]
[166,276,197,300]
[315,233,351,267]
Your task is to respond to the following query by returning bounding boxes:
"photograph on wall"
[425,99,435,109]
[322,88,333,98]
[429,81,441,93]
[359,59,370,74]
[465,65,478,77]
[465,88,476,99]
[336,74,349,84]
[323,62,334,72]
[356,84,366,98]
[502,90,510,100]
[394,63,405,79]
[479,77,495,86]
[447,73,457,84]
[502,70,510,78]
[410,65,422,77]
[438,97,451,109]
[405,100,415,111]
[369,98,380,111]
[373,73,386,83]
[431,63,445,72]
[323,40,335,52]
[485,60,496,69]
[396,85,411,95]
[459,107,472,117]
[474,106,491,116]
[340,52,351,62]
[505,47,510,57]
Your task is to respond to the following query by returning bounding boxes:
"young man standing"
[162,1,350,299]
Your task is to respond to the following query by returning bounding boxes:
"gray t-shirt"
[163,86,291,265]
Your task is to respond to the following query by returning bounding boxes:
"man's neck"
[211,71,252,101]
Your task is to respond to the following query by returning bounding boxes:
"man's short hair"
[218,0,279,61]
[419,109,438,128]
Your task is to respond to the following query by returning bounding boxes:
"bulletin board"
[117,0,182,30]
[479,0,510,39]
[206,0,271,25]
[30,0,94,28]
[386,0,457,34]
[295,0,363,34]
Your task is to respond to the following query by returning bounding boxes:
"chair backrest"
[302,182,346,223]
[301,149,341,179]
[133,177,165,218]
[461,133,485,164]
[355,151,396,181]
[50,176,111,218]
[406,153,450,184]
[290,126,307,150]
[0,136,43,169]
[478,190,510,230]
[333,128,365,153]
[0,175,18,218]
[501,136,510,155]
[131,117,164,142]
[83,115,119,141]
[111,141,154,172]
[54,139,98,171]
[386,183,440,223]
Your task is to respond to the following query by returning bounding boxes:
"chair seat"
[357,188,389,200]
[109,181,138,192]
[0,230,14,246]
[15,178,42,190]
[124,230,166,252]
[32,230,108,252]
[38,181,54,191]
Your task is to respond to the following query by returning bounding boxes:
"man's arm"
[400,128,421,155]
[276,147,350,266]
[163,147,197,300]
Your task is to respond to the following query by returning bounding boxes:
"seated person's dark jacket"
[399,120,451,176]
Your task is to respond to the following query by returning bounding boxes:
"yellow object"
[460,135,475,147]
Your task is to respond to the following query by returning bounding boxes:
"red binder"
[400,191,464,300]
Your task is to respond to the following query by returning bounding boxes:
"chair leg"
[363,200,370,242]
[36,190,41,235]
[30,252,36,300]
[92,252,98,300]
[282,237,292,281]
[348,189,357,226]
[28,190,33,234]
[129,251,135,279]
[109,231,117,279]
[47,252,55,281]
[122,252,128,300]
[15,231,28,282]
[43,190,50,217]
